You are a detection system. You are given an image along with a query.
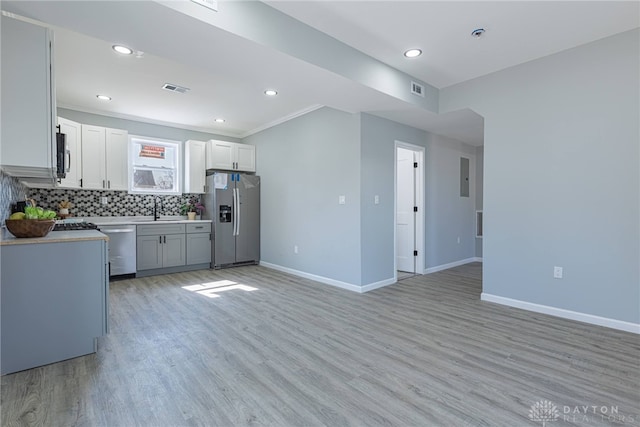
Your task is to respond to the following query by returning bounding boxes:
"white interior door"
[396,147,415,273]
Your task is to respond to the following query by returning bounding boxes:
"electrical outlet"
[338,195,346,205]
[374,195,379,205]
[100,197,108,205]
[457,236,461,244]
[294,245,298,254]
[554,266,563,279]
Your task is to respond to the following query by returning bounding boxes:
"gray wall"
[475,146,484,258]
[244,107,363,285]
[57,108,240,143]
[424,133,477,269]
[440,29,639,324]
[248,109,480,287]
[360,113,426,284]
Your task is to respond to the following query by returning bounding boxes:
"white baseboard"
[473,257,483,262]
[481,293,640,334]
[361,278,396,293]
[260,261,363,293]
[424,257,478,274]
[259,262,396,293]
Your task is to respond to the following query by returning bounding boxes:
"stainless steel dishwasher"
[100,225,137,276]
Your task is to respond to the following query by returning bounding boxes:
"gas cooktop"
[53,222,98,231]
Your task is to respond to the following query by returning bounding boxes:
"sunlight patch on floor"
[182,280,259,298]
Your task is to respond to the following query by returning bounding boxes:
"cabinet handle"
[108,180,111,189]
[159,236,162,244]
[80,178,83,187]
[103,180,106,188]
[66,149,71,173]
[195,226,203,229]
[164,235,166,244]
[209,233,211,241]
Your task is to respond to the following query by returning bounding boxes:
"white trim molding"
[481,293,640,334]
[424,257,478,274]
[394,141,425,276]
[260,262,396,293]
[241,105,324,138]
[361,278,396,293]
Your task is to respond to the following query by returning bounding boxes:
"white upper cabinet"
[81,125,106,189]
[81,124,128,190]
[184,140,207,194]
[57,117,82,189]
[206,140,255,173]
[105,128,128,191]
[236,144,256,172]
[0,15,56,180]
[206,140,234,171]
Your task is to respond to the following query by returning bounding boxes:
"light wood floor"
[2,263,639,426]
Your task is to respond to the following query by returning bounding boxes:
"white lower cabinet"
[137,224,186,271]
[186,223,212,265]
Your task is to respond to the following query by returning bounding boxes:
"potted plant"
[180,196,205,220]
[58,200,73,218]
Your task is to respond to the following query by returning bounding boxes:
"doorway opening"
[395,141,425,281]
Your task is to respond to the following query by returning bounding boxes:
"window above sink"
[128,135,181,195]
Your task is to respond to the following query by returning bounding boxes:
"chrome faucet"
[153,197,162,221]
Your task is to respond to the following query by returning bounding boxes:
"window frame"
[128,135,182,195]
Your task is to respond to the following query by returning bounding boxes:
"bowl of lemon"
[5,202,57,238]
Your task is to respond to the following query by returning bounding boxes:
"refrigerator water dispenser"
[219,205,232,222]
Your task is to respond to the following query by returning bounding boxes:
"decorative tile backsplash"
[26,188,202,218]
[0,171,28,223]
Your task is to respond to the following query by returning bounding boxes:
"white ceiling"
[267,1,640,89]
[3,1,638,146]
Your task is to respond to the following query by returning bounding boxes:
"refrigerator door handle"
[232,188,239,236]
[232,188,236,236]
[236,187,241,236]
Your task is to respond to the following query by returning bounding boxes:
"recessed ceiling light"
[264,89,278,96]
[404,49,422,58]
[214,118,225,123]
[112,45,133,55]
[96,94,111,101]
[471,28,486,39]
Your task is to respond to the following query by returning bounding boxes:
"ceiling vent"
[411,81,425,97]
[162,83,190,94]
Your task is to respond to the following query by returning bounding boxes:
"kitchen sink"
[127,217,185,223]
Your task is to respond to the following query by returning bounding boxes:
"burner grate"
[53,222,98,232]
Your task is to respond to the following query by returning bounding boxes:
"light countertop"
[82,216,212,226]
[0,229,108,246]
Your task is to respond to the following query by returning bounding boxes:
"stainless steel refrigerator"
[203,172,260,269]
